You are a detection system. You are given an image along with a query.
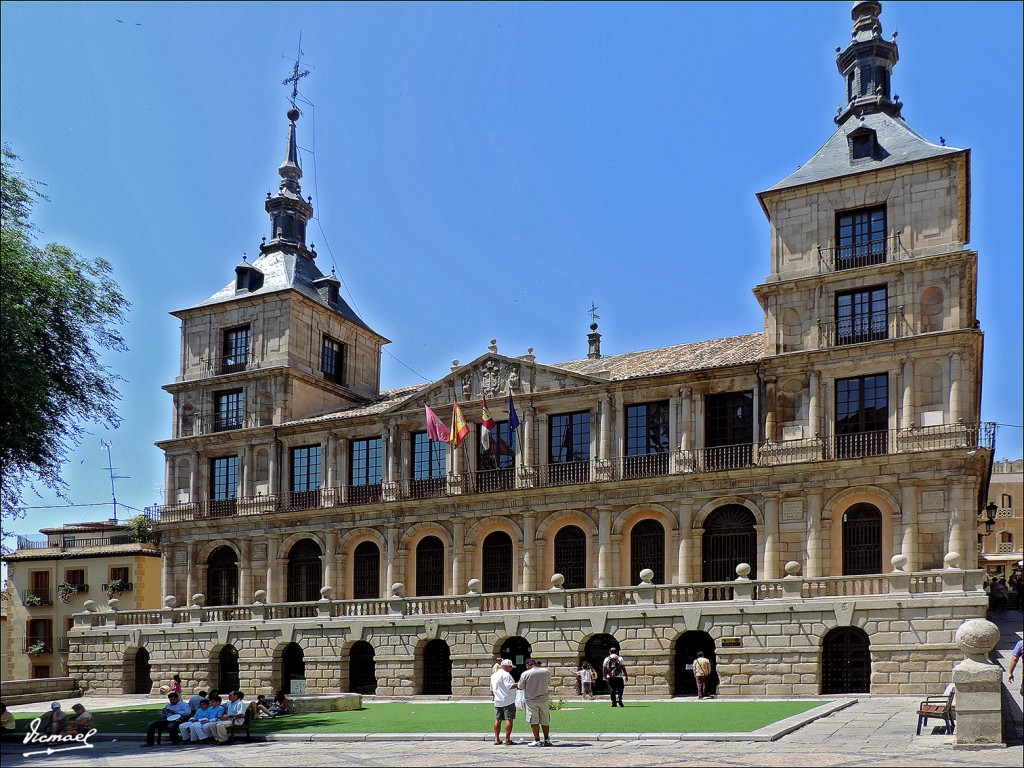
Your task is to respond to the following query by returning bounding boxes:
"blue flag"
[508,394,520,451]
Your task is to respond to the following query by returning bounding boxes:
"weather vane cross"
[588,302,601,323]
[282,34,310,108]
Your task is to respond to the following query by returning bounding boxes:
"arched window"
[415,536,445,596]
[353,541,381,600]
[630,519,665,584]
[422,639,452,695]
[842,503,882,575]
[702,506,756,582]
[287,539,323,602]
[554,526,587,589]
[821,627,871,694]
[482,531,513,593]
[207,546,239,606]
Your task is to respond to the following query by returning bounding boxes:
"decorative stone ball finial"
[784,561,801,577]
[890,554,909,572]
[954,618,1000,659]
[488,339,498,354]
[735,562,751,579]
[550,573,565,589]
[163,595,177,608]
[253,589,267,604]
[107,598,120,611]
[287,107,300,123]
[467,578,481,594]
[320,586,333,601]
[943,552,962,569]
[191,593,206,608]
[83,600,98,613]
[639,568,655,585]
[391,583,406,598]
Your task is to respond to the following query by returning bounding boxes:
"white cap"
[500,659,514,668]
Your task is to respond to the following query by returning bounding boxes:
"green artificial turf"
[79,700,825,735]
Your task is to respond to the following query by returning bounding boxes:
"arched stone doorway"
[422,639,452,695]
[842,504,882,575]
[821,626,871,694]
[498,636,533,682]
[207,546,239,606]
[415,536,445,596]
[131,647,152,694]
[353,541,381,599]
[282,642,306,694]
[287,539,323,602]
[673,631,717,697]
[630,519,665,584]
[218,644,240,692]
[583,633,619,696]
[702,505,757,582]
[554,526,587,589]
[349,641,377,695]
[482,531,513,593]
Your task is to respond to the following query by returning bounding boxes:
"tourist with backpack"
[602,648,628,707]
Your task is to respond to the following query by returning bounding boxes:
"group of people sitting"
[144,685,292,746]
[0,700,94,737]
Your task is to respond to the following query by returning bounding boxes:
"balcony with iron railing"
[817,308,912,349]
[25,637,54,654]
[816,234,965,274]
[145,423,995,524]
[191,352,262,378]
[24,589,53,606]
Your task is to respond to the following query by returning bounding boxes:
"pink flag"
[425,405,450,443]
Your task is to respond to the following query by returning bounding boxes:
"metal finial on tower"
[588,302,601,324]
[283,33,310,111]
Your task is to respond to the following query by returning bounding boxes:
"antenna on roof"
[99,439,129,522]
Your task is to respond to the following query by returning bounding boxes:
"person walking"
[603,647,628,707]
[693,651,714,699]
[517,658,552,747]
[574,659,595,700]
[1009,638,1023,697]
[490,659,517,745]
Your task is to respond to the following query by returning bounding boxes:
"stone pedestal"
[950,618,1003,748]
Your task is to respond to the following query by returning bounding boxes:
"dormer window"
[848,127,877,162]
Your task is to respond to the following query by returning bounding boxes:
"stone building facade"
[70,2,997,699]
[980,458,1023,578]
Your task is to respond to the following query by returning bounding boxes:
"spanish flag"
[450,399,469,449]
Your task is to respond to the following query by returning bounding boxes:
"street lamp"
[977,501,998,537]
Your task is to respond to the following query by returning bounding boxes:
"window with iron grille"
[291,446,322,492]
[836,286,888,345]
[836,205,886,269]
[353,541,380,599]
[322,336,347,386]
[705,391,754,469]
[350,437,382,503]
[206,546,238,606]
[221,326,250,374]
[835,374,888,458]
[211,456,239,501]
[214,389,244,431]
[842,503,882,575]
[415,536,445,596]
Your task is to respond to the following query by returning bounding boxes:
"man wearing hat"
[489,659,517,745]
[39,702,67,735]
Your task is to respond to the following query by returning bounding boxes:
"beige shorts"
[523,698,550,725]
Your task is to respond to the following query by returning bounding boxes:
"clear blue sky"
[1,1,1021,543]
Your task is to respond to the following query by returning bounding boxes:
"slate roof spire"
[835,1,901,126]
[261,106,315,258]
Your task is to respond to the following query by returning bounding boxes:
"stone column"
[598,395,611,460]
[162,544,175,599]
[239,539,252,603]
[613,393,625,459]
[452,520,465,593]
[808,370,820,437]
[189,450,199,503]
[383,425,394,483]
[763,494,779,580]
[668,392,679,465]
[400,430,411,488]
[523,405,534,468]
[537,413,549,483]
[948,352,960,424]
[337,436,348,495]
[268,443,279,497]
[677,501,692,585]
[764,377,776,443]
[164,458,174,506]
[951,619,1003,746]
[184,540,198,604]
[901,358,915,430]
[325,434,335,490]
[385,526,397,590]
[751,383,760,446]
[522,513,536,592]
[679,387,692,452]
[324,531,338,596]
[265,538,281,603]
[901,483,919,571]
[806,492,822,577]
[598,507,612,588]
[242,446,253,498]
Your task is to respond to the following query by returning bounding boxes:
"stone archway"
[583,633,619,696]
[821,626,871,694]
[217,644,240,693]
[421,639,452,695]
[672,631,717,697]
[281,642,306,694]
[498,636,533,682]
[349,641,377,695]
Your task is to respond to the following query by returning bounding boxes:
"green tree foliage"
[0,145,130,516]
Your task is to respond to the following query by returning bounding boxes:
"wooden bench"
[916,684,955,735]
[226,703,257,742]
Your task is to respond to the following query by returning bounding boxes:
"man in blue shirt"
[143,692,191,746]
[212,690,247,742]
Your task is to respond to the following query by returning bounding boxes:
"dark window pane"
[626,402,670,456]
[322,336,347,386]
[350,438,382,503]
[836,205,887,269]
[835,374,889,458]
[291,446,322,492]
[412,432,446,479]
[836,286,888,345]
[222,327,250,374]
[214,389,244,431]
[353,541,380,599]
[211,456,239,501]
[415,536,445,596]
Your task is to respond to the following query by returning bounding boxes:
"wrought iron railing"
[145,423,995,524]
[25,637,54,654]
[24,589,53,606]
[15,535,48,550]
[817,309,912,348]
[817,235,965,274]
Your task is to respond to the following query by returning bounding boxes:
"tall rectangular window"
[210,455,239,506]
[214,389,244,431]
[835,374,889,458]
[477,421,515,492]
[704,391,755,470]
[290,445,322,510]
[410,431,447,499]
[349,437,382,504]
[221,326,250,374]
[548,411,590,485]
[836,286,888,345]
[623,401,669,478]
[836,205,887,269]
[322,336,347,386]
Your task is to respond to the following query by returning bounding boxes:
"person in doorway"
[603,647,628,707]
[574,659,595,700]
[517,658,552,747]
[693,651,714,699]
[490,659,517,745]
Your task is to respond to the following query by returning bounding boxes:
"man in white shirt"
[516,658,552,747]
[211,690,247,742]
[489,659,517,745]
